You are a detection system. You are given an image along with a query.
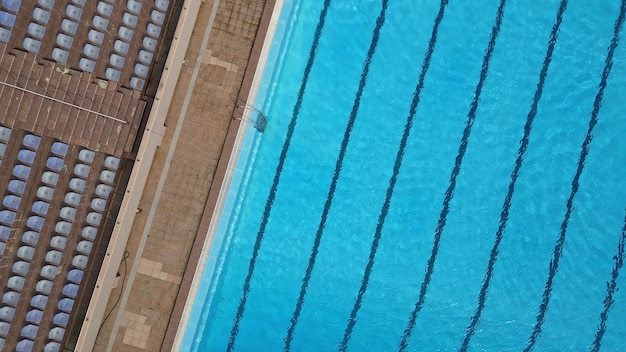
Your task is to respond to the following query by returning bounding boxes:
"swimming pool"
[182,0,626,350]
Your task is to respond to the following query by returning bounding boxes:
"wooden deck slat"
[39,67,65,135]
[99,91,123,148]
[78,83,99,147]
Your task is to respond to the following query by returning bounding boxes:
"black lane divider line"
[282,1,390,350]
[591,209,626,352]
[320,0,450,350]
[398,0,508,350]
[459,1,569,350]
[524,1,626,350]
[225,1,334,350]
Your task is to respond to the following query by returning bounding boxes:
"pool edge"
[165,0,283,350]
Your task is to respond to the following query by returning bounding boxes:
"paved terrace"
[84,0,277,350]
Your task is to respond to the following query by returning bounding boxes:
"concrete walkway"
[83,0,273,350]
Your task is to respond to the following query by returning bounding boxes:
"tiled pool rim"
[171,0,289,350]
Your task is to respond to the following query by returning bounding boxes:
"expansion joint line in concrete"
[0,80,128,123]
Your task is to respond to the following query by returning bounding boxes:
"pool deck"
[85,0,276,350]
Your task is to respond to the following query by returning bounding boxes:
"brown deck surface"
[91,0,274,351]
[0,0,179,350]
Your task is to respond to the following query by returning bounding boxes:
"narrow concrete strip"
[74,1,203,350]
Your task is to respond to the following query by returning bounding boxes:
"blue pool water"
[183,0,626,350]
